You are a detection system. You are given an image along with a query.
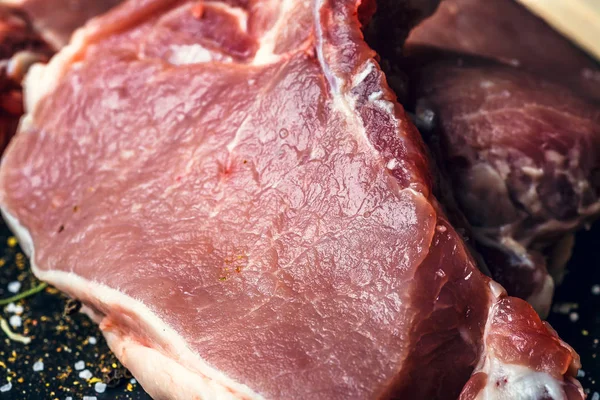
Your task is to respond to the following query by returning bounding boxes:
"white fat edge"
[252,0,297,65]
[475,357,567,400]
[169,44,213,65]
[22,26,90,116]
[0,208,264,400]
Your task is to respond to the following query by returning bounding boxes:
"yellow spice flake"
[7,237,17,247]
[127,383,133,391]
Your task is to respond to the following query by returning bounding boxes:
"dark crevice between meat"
[0,4,53,155]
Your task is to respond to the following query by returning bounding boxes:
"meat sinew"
[404,0,600,316]
[0,0,584,398]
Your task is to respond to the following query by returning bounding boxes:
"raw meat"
[403,0,600,315]
[406,0,600,100]
[0,0,584,398]
[0,4,51,153]
[2,0,123,49]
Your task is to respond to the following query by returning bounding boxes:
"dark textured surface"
[547,223,600,398]
[0,215,599,398]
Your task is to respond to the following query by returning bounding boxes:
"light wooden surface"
[516,0,600,61]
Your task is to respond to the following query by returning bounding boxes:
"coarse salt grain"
[0,382,11,392]
[82,397,97,400]
[33,360,44,372]
[79,369,93,380]
[577,369,586,378]
[5,303,23,314]
[570,312,579,322]
[88,337,97,345]
[7,281,21,293]
[9,315,22,328]
[94,382,107,393]
[66,397,73,400]
[592,285,600,295]
[130,378,137,384]
[74,360,85,370]
[591,392,599,400]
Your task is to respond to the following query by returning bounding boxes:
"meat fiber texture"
[0,0,585,398]
[404,0,600,317]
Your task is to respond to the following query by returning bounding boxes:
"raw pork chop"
[402,0,600,315]
[0,4,51,152]
[0,0,584,398]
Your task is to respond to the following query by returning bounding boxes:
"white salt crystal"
[74,360,85,370]
[5,303,23,314]
[7,281,21,293]
[9,315,22,328]
[592,285,600,295]
[88,336,97,345]
[94,382,107,393]
[0,382,12,392]
[33,360,44,372]
[79,369,93,380]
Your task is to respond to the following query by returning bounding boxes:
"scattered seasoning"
[6,236,17,247]
[5,303,24,314]
[63,299,82,316]
[7,281,21,293]
[0,282,48,305]
[583,330,590,336]
[94,382,107,393]
[82,396,97,400]
[553,302,579,315]
[0,381,12,392]
[579,370,587,378]
[9,314,22,328]
[0,317,31,344]
[33,360,44,372]
[592,285,600,295]
[570,312,580,322]
[0,226,145,399]
[74,361,85,371]
[592,392,600,400]
[79,369,93,380]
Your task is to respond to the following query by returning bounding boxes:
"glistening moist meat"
[0,0,585,398]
